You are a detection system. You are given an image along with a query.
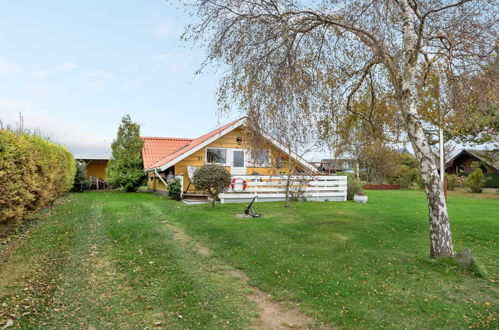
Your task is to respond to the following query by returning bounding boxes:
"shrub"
[416,174,425,189]
[136,186,149,193]
[0,130,75,224]
[192,164,231,206]
[465,163,488,193]
[456,176,466,188]
[395,166,420,188]
[445,174,458,191]
[167,178,182,201]
[346,174,362,200]
[72,161,88,192]
[106,115,145,192]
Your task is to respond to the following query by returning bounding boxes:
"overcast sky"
[0,0,260,158]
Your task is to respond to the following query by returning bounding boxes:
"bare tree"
[246,108,318,207]
[185,0,498,258]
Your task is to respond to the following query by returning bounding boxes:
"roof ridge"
[147,117,245,170]
[141,136,193,140]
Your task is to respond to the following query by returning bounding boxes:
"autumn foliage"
[0,129,75,223]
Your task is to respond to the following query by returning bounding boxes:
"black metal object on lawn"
[244,196,261,218]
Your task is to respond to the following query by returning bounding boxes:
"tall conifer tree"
[106,115,145,192]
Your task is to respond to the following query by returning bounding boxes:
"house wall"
[446,154,498,175]
[147,172,167,191]
[86,161,108,180]
[148,127,304,192]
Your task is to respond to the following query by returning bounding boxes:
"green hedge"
[458,173,499,188]
[484,173,499,188]
[0,130,76,223]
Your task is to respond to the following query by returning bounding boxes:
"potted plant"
[354,191,368,203]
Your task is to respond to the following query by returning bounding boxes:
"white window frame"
[206,147,229,165]
[206,147,263,168]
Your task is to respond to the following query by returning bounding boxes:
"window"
[248,149,271,167]
[456,164,465,173]
[276,156,284,169]
[206,148,227,164]
[233,150,245,167]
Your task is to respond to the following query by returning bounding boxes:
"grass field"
[0,190,497,329]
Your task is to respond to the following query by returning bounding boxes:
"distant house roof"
[320,159,354,171]
[446,149,499,171]
[75,156,110,161]
[396,147,411,154]
[141,117,317,172]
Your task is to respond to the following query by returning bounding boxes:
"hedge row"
[0,129,76,223]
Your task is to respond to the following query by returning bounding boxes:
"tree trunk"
[400,72,454,258]
[284,145,294,208]
[406,113,454,258]
[398,0,453,258]
[284,174,291,207]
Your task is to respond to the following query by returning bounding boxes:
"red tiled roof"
[142,118,244,170]
[142,137,192,170]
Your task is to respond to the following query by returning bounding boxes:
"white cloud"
[32,61,76,78]
[154,22,176,38]
[0,59,19,74]
[0,99,111,157]
[33,69,50,78]
[84,69,115,80]
[54,61,77,72]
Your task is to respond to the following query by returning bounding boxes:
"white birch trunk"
[399,0,454,258]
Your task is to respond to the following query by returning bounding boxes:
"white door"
[231,150,246,175]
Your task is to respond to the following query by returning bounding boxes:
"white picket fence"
[219,175,347,203]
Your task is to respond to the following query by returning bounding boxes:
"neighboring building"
[142,117,317,193]
[76,157,109,181]
[318,159,355,173]
[445,149,499,188]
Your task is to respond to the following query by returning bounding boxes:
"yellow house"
[77,157,109,181]
[142,117,317,195]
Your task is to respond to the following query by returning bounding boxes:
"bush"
[192,164,231,206]
[395,166,420,188]
[136,186,149,193]
[167,178,182,201]
[465,163,488,193]
[416,174,425,189]
[445,174,458,191]
[346,174,362,200]
[456,176,466,188]
[72,161,88,192]
[0,130,75,224]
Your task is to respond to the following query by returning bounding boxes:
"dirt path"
[163,222,315,330]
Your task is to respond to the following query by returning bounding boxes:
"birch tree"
[246,108,318,207]
[185,0,498,258]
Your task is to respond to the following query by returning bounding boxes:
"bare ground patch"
[164,221,318,329]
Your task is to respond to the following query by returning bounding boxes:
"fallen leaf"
[2,319,14,329]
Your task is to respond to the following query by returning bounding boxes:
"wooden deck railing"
[219,175,347,203]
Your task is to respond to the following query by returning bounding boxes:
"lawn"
[0,190,497,329]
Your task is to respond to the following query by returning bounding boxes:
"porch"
[219,175,347,203]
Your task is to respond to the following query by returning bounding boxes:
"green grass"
[0,193,257,329]
[168,189,498,329]
[0,190,497,329]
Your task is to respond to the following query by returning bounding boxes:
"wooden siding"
[446,154,499,175]
[86,161,108,180]
[149,127,305,192]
